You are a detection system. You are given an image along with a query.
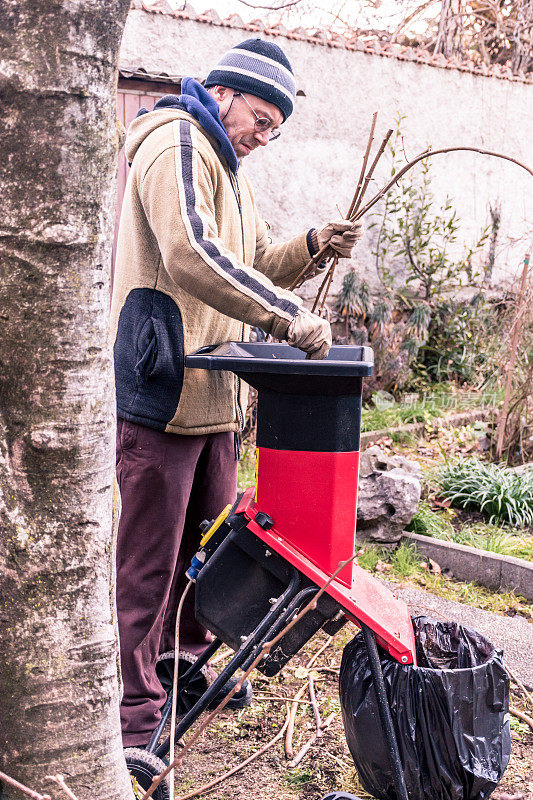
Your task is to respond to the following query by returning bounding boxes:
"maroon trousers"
[115,419,238,746]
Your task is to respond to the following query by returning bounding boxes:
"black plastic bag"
[339,616,510,800]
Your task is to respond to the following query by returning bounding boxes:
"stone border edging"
[402,531,533,601]
[360,407,494,449]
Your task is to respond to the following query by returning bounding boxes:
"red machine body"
[255,447,359,587]
[238,487,416,665]
[186,343,417,666]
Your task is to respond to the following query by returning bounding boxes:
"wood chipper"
[128,343,415,800]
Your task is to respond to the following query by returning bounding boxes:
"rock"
[372,390,396,409]
[356,445,422,544]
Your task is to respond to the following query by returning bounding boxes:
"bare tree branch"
[236,0,302,9]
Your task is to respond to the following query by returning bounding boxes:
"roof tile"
[224,13,245,28]
[134,2,529,84]
[249,18,266,31]
[198,8,221,25]
[143,0,173,13]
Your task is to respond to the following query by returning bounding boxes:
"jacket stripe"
[174,120,300,320]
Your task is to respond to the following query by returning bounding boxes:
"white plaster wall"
[120,10,532,299]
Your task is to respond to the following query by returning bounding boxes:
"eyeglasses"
[233,93,281,141]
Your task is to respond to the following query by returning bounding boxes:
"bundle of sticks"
[289,111,391,314]
[289,113,532,317]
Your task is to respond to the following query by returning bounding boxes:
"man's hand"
[286,308,332,360]
[316,219,364,258]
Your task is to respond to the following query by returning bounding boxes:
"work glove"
[316,219,364,258]
[286,308,332,360]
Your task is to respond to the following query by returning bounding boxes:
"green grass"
[237,447,256,492]
[360,385,500,433]
[357,542,421,577]
[509,716,530,736]
[407,500,455,538]
[437,457,533,527]
[407,501,533,560]
[356,540,533,619]
[356,547,383,571]
[390,542,421,576]
[285,769,314,786]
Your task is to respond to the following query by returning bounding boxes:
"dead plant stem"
[510,705,533,730]
[44,776,78,800]
[285,636,334,758]
[495,254,530,459]
[354,147,533,224]
[309,675,322,731]
[0,771,51,800]
[174,704,291,800]
[350,129,393,218]
[507,664,533,710]
[348,112,378,218]
[288,712,336,767]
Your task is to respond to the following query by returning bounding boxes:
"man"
[111,38,363,747]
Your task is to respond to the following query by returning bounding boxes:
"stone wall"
[119,7,533,303]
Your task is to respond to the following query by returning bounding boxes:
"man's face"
[210,86,283,159]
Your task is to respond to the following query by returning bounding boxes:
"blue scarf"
[137,77,239,175]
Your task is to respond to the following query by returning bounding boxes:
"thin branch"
[308,674,322,731]
[288,711,336,767]
[285,681,310,759]
[236,0,301,8]
[208,646,234,667]
[507,663,533,710]
[253,694,310,703]
[323,748,352,770]
[350,129,394,218]
[288,244,333,291]
[174,704,291,800]
[510,705,533,730]
[311,263,334,313]
[318,257,337,313]
[44,776,78,800]
[285,636,334,758]
[390,0,440,43]
[0,771,51,800]
[348,112,378,219]
[170,580,193,797]
[496,254,529,459]
[354,146,533,223]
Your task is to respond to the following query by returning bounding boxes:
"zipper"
[234,322,245,460]
[230,170,247,260]
[229,168,245,459]
[229,171,242,214]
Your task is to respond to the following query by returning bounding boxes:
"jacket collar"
[143,78,239,175]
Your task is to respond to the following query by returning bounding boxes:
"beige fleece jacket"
[110,107,313,435]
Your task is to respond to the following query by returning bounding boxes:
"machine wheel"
[156,650,252,711]
[124,747,170,800]
[156,651,211,714]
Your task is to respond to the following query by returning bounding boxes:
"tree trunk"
[0,2,132,799]
[511,0,533,73]
[434,0,464,58]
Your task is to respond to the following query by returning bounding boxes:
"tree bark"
[511,0,533,73]
[0,2,132,799]
[434,0,464,57]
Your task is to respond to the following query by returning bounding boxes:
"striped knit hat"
[205,39,296,121]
